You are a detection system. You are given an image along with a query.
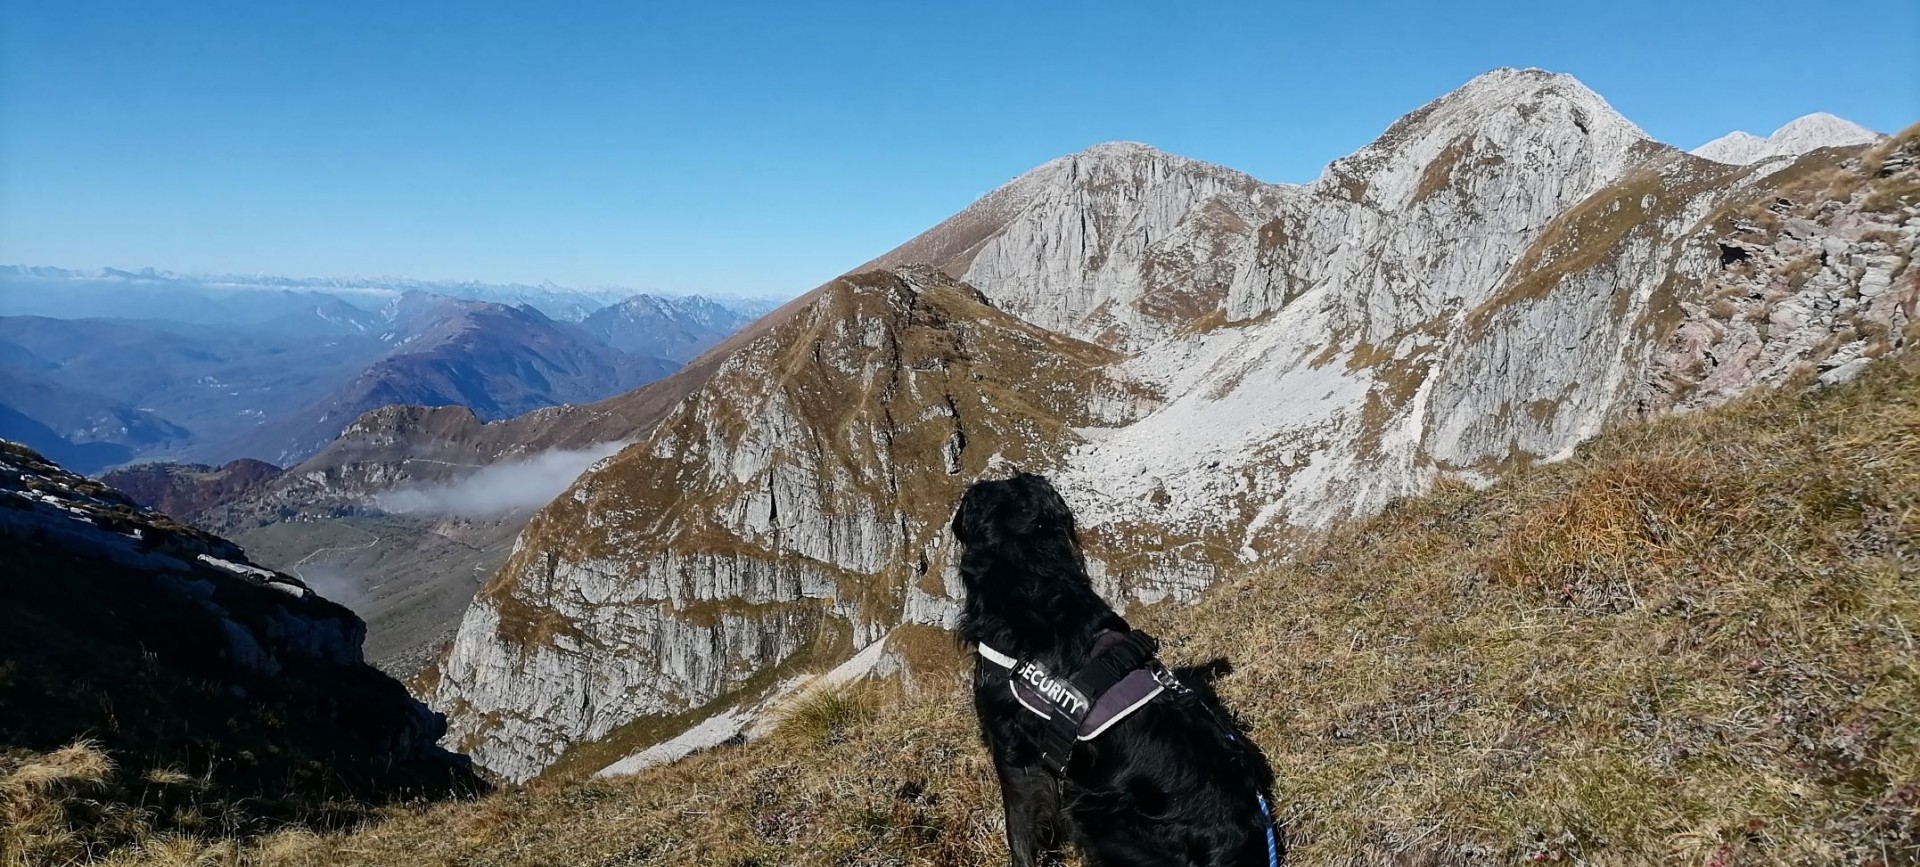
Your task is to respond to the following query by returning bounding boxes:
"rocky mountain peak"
[432,265,1159,779]
[1317,67,1653,210]
[1076,139,1157,156]
[1020,139,1275,198]
[599,293,675,318]
[579,293,751,362]
[1692,112,1884,165]
[863,139,1288,348]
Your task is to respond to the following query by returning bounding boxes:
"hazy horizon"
[0,262,790,304]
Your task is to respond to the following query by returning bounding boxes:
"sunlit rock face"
[1692,113,1884,166]
[433,68,1918,781]
[435,269,1156,779]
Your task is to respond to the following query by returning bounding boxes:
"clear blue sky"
[3,1,1915,298]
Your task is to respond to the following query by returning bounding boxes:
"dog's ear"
[951,477,1014,552]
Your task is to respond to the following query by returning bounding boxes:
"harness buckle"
[1150,662,1191,695]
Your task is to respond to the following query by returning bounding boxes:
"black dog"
[951,473,1282,867]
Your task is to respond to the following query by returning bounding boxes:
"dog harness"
[977,630,1283,865]
[976,628,1173,773]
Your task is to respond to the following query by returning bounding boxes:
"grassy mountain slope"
[54,330,1917,866]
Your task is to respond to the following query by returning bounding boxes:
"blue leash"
[1256,794,1279,867]
[1213,712,1280,866]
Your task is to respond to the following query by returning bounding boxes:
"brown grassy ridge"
[29,348,1920,865]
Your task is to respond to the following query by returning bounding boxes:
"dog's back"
[1055,667,1279,866]
[952,474,1282,867]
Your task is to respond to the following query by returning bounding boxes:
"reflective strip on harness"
[1076,668,1164,740]
[977,643,1018,669]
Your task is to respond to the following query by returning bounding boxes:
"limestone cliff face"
[1039,69,1679,563]
[434,270,1154,779]
[1000,72,1911,573]
[433,68,1919,780]
[866,143,1290,349]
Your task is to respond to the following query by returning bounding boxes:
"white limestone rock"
[1693,113,1884,166]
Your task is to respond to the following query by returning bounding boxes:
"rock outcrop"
[102,458,285,526]
[0,439,478,802]
[1645,135,1920,409]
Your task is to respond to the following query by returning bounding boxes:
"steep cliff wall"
[434,269,1155,779]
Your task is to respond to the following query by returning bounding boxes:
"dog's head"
[950,473,1090,596]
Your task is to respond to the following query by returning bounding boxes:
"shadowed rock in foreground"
[0,440,483,855]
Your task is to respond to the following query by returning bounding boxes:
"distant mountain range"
[0,276,772,472]
[0,265,785,324]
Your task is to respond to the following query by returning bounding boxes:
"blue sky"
[2,1,1914,298]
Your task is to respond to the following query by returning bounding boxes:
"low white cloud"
[296,562,368,612]
[376,441,629,518]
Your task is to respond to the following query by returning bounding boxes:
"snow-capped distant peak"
[1692,113,1883,165]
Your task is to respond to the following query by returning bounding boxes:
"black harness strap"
[982,632,1284,862]
[1000,629,1161,773]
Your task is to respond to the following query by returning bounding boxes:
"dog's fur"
[952,473,1282,867]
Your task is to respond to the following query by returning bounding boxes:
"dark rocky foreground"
[0,440,483,854]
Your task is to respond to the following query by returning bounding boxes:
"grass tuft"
[772,684,879,748]
[1,741,114,867]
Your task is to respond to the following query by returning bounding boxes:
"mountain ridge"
[198,298,675,466]
[425,69,1915,781]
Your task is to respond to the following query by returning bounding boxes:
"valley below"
[223,513,520,676]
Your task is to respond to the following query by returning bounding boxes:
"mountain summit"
[860,139,1287,348]
[1692,112,1884,164]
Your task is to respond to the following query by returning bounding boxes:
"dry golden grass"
[2,741,114,867]
[27,351,1920,865]
[1168,351,1920,864]
[770,684,881,748]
